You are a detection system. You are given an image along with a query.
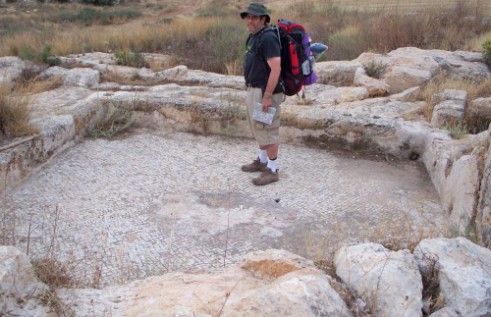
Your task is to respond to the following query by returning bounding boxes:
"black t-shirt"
[244,26,282,93]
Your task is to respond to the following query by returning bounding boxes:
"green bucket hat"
[240,2,271,23]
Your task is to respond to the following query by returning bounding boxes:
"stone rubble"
[2,238,491,316]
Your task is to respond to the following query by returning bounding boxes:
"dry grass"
[33,258,72,289]
[0,81,38,141]
[322,0,491,14]
[17,76,63,95]
[417,74,491,122]
[1,0,490,72]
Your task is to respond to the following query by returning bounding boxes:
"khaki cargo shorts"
[245,87,284,146]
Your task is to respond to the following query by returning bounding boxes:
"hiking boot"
[252,169,279,186]
[241,159,267,173]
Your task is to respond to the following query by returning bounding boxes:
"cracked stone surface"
[2,123,448,287]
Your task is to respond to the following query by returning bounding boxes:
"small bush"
[114,49,148,68]
[39,44,61,66]
[445,122,468,139]
[483,40,491,68]
[89,99,134,138]
[33,258,72,289]
[363,60,387,79]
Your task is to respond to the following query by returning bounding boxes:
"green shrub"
[114,49,148,68]
[483,40,491,68]
[363,60,387,79]
[18,45,37,61]
[445,122,468,139]
[39,44,61,66]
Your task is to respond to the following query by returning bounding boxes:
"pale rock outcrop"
[385,65,433,95]
[315,60,361,86]
[63,67,100,88]
[436,89,468,102]
[430,89,468,129]
[478,132,491,248]
[431,100,466,129]
[352,48,490,95]
[445,152,481,235]
[334,243,423,317]
[38,65,68,80]
[422,129,490,236]
[30,65,100,88]
[94,63,155,78]
[429,307,460,317]
[358,48,439,94]
[353,67,389,97]
[0,247,49,317]
[414,237,491,317]
[59,52,118,66]
[387,48,490,82]
[0,56,42,86]
[154,64,188,80]
[57,249,352,317]
[0,114,76,194]
[390,86,421,102]
[467,97,491,128]
[312,85,369,104]
[3,239,491,316]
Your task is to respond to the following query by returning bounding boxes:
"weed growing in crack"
[363,60,387,79]
[89,98,134,138]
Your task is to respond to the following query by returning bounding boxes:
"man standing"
[240,2,284,186]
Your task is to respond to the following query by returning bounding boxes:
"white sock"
[258,149,268,164]
[267,157,278,172]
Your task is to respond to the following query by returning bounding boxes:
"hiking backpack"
[275,19,317,96]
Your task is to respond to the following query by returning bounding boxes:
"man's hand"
[262,95,273,112]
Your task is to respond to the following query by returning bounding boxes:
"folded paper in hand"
[253,102,276,125]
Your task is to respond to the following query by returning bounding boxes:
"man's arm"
[262,56,281,111]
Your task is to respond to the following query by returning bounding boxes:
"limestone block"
[353,67,389,97]
[0,246,49,316]
[390,86,421,102]
[63,68,100,88]
[315,60,361,86]
[387,48,491,82]
[222,268,353,317]
[414,238,491,317]
[0,56,42,85]
[395,121,431,157]
[38,65,68,80]
[334,243,423,317]
[57,249,352,317]
[421,130,454,197]
[443,50,491,80]
[467,97,491,130]
[478,135,491,247]
[384,65,433,94]
[154,65,188,80]
[436,89,468,102]
[59,52,116,67]
[431,100,466,129]
[445,154,481,236]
